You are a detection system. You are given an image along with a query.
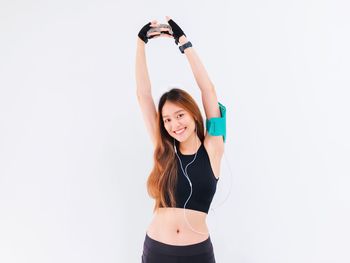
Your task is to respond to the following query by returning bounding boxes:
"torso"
[146,138,223,245]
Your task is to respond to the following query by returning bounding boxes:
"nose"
[172,121,183,131]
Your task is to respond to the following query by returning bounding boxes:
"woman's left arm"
[180,36,225,150]
[178,35,216,94]
[167,17,225,149]
[179,36,223,142]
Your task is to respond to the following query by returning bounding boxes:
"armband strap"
[206,102,226,143]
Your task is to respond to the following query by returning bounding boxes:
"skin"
[138,16,222,245]
[147,17,188,45]
[146,101,214,245]
[162,101,201,154]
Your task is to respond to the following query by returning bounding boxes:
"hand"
[138,21,152,44]
[165,16,187,45]
[138,20,173,44]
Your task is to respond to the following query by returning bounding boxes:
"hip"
[141,232,216,263]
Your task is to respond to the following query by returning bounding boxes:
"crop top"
[163,140,219,214]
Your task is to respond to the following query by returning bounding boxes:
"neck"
[179,133,201,155]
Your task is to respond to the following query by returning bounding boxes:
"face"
[162,101,196,142]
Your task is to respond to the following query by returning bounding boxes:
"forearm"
[179,36,215,92]
[135,38,152,95]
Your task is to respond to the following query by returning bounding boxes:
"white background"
[1,0,349,262]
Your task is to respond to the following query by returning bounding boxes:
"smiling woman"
[136,16,225,263]
[162,101,198,142]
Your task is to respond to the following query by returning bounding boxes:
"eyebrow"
[162,110,184,118]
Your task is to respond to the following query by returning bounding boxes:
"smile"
[174,127,186,135]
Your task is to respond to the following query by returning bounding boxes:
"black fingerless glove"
[167,19,186,45]
[138,22,151,44]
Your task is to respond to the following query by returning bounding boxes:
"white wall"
[1,0,349,262]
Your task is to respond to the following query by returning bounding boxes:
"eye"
[164,113,184,123]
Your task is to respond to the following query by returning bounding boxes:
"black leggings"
[141,233,216,263]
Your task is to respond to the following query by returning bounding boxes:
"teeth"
[175,128,186,134]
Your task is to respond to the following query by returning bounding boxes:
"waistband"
[143,232,214,256]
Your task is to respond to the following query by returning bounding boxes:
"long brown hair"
[146,88,205,213]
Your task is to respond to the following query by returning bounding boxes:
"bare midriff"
[146,207,210,245]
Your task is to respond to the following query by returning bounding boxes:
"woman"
[136,16,226,263]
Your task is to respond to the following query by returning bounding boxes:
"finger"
[149,32,173,39]
[165,16,171,21]
[160,31,172,36]
[159,26,171,31]
[148,32,161,37]
[155,35,172,39]
[160,32,173,38]
[150,20,159,27]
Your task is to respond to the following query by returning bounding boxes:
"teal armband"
[206,102,226,143]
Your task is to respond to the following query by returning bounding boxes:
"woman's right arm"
[135,36,157,147]
[135,38,152,95]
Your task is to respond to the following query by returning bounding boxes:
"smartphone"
[147,24,173,38]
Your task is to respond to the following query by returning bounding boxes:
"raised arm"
[178,35,222,117]
[136,20,173,95]
[135,20,172,147]
[166,17,220,115]
[136,39,152,92]
[178,35,215,93]
[135,22,157,147]
[166,17,225,150]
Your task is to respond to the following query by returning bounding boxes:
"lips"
[174,127,186,134]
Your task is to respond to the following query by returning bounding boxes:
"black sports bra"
[164,141,219,214]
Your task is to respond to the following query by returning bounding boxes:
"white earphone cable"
[173,124,233,235]
[174,134,209,235]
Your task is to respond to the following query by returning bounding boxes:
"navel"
[176,229,180,234]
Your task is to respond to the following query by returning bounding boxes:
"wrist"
[179,41,192,54]
[137,37,146,46]
[178,36,188,45]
